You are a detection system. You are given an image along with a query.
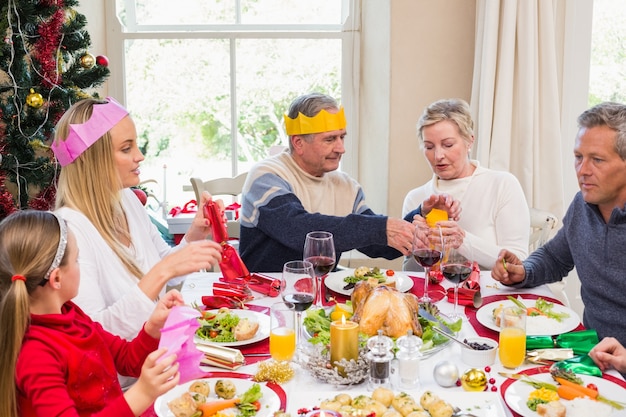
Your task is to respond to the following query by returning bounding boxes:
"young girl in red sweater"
[0,210,184,416]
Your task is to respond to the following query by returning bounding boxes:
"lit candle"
[330,316,359,377]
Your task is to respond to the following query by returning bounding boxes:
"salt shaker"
[366,330,394,390]
[395,330,423,390]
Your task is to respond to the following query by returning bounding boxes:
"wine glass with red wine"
[441,237,473,320]
[303,231,336,308]
[412,224,444,303]
[281,260,316,351]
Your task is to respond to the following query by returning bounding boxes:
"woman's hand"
[163,240,223,275]
[140,240,223,299]
[144,289,186,338]
[185,191,225,242]
[124,348,180,415]
[422,194,462,221]
[434,220,465,249]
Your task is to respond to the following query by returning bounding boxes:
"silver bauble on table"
[433,360,459,387]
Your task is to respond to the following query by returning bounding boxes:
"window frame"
[103,0,361,178]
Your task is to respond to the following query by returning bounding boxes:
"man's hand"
[491,249,526,285]
[589,337,626,373]
[386,218,416,256]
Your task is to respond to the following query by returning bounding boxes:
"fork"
[452,406,479,417]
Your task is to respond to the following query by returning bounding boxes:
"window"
[589,0,626,106]
[106,0,359,208]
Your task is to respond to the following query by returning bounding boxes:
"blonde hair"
[416,98,475,148]
[54,99,144,278]
[0,211,69,417]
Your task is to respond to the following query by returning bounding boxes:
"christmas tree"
[0,0,109,218]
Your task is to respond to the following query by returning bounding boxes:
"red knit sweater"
[16,301,158,416]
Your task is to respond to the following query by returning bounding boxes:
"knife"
[418,307,453,335]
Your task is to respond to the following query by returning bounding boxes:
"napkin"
[158,305,205,384]
[196,343,245,370]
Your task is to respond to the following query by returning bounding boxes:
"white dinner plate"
[324,269,414,296]
[475,298,580,336]
[195,309,270,347]
[154,374,286,417]
[503,370,626,416]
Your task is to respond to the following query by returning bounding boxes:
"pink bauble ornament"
[96,55,109,67]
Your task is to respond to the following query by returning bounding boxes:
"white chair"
[528,207,572,306]
[528,208,558,252]
[190,172,248,239]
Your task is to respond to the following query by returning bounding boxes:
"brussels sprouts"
[214,379,237,399]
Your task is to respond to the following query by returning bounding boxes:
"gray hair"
[416,98,474,147]
[577,102,626,160]
[286,93,339,151]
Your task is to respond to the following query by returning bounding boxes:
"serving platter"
[325,269,414,296]
[154,373,286,417]
[475,298,580,336]
[290,390,505,417]
[502,368,626,417]
[195,309,270,347]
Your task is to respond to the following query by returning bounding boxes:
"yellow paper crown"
[284,107,346,135]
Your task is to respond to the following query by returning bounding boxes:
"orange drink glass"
[270,302,296,362]
[498,306,527,368]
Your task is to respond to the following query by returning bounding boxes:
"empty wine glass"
[281,260,316,352]
[303,231,336,308]
[412,223,443,303]
[441,237,473,320]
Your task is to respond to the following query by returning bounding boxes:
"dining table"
[149,269,625,417]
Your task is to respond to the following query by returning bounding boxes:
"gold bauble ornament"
[460,368,487,392]
[80,53,95,69]
[26,89,44,109]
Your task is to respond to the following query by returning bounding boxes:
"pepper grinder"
[366,330,394,390]
[395,330,423,390]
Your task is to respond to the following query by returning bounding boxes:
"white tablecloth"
[178,271,618,417]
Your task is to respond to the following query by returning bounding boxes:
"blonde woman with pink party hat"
[51,97,222,387]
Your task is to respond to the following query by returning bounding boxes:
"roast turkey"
[350,281,423,338]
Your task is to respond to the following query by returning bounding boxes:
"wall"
[388,0,476,219]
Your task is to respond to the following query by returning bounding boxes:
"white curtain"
[470,0,567,217]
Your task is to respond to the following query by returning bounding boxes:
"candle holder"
[299,341,369,386]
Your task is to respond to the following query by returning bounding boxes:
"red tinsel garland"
[0,108,18,216]
[28,183,56,211]
[34,3,66,88]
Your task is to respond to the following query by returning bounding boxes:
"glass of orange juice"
[498,306,527,369]
[270,302,296,362]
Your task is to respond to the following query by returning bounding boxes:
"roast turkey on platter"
[350,280,423,338]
